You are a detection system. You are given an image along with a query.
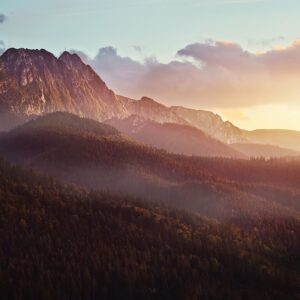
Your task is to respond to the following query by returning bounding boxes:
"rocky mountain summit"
[0,48,126,120]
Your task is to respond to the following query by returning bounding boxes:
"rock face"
[117,95,188,125]
[117,96,248,144]
[0,48,126,120]
[170,106,247,144]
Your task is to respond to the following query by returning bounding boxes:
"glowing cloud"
[72,40,300,111]
[0,14,7,24]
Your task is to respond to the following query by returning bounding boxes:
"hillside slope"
[0,158,298,299]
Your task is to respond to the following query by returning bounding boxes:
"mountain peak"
[138,96,168,110]
[140,96,161,105]
[59,51,83,66]
[1,48,56,61]
[0,48,123,120]
[140,96,155,102]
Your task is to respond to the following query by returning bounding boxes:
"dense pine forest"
[0,158,299,300]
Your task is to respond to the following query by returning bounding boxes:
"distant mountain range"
[1,48,300,157]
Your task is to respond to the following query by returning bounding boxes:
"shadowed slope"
[231,143,300,158]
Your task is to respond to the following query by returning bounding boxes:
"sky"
[1,0,300,130]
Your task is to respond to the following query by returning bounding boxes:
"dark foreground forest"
[0,158,299,300]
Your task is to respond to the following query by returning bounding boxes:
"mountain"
[107,115,246,158]
[1,48,300,154]
[117,96,248,144]
[116,96,300,151]
[118,95,188,124]
[116,96,300,152]
[0,47,255,145]
[0,48,126,121]
[0,157,298,299]
[231,143,300,158]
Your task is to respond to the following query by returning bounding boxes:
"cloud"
[222,110,249,121]
[220,0,267,3]
[0,14,7,24]
[132,46,143,55]
[72,40,300,109]
[0,41,6,55]
[73,47,147,92]
[248,36,286,48]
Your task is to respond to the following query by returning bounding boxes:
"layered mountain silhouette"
[107,115,246,158]
[0,48,299,158]
[1,112,299,221]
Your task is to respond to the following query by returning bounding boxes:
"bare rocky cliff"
[0,48,126,121]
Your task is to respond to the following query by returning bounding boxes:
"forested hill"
[0,158,299,300]
[0,112,299,222]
